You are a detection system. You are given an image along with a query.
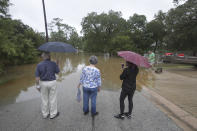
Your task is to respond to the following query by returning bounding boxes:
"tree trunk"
[154,40,158,53]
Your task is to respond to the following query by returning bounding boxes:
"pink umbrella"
[118,51,151,68]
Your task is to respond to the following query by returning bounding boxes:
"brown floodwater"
[0,53,151,106]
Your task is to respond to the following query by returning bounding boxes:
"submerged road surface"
[0,71,182,131]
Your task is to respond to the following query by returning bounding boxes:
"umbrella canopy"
[118,51,151,68]
[38,42,77,53]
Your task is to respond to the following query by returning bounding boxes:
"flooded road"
[0,53,196,120]
[0,53,150,106]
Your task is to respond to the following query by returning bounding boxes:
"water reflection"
[0,64,37,106]
[0,53,153,106]
[137,69,155,91]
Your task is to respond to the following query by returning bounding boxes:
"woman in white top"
[77,56,102,117]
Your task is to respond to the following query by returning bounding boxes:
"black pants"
[120,89,135,115]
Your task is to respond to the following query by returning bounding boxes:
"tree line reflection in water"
[0,53,154,106]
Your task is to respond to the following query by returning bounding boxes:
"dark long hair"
[126,61,137,69]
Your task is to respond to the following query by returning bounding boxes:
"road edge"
[142,86,197,131]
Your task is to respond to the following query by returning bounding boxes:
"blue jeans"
[83,87,98,114]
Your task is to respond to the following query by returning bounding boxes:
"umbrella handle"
[54,59,59,66]
[52,53,59,65]
[121,63,124,69]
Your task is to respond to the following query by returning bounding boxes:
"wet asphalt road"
[0,71,182,131]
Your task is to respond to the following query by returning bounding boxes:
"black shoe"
[84,111,89,115]
[50,112,60,119]
[114,114,124,120]
[124,112,131,119]
[91,112,99,117]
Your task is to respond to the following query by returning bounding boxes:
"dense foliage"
[0,0,10,17]
[80,0,197,55]
[48,18,82,49]
[0,0,45,74]
[81,11,152,55]
[165,0,197,55]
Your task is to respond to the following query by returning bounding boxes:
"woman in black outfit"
[114,61,139,119]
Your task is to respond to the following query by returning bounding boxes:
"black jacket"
[120,66,139,91]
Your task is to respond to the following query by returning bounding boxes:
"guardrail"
[163,56,197,65]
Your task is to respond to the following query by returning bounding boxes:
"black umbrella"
[38,42,77,53]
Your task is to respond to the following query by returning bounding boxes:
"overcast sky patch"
[10,0,175,34]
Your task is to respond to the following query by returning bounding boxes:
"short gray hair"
[89,55,98,65]
[41,52,50,60]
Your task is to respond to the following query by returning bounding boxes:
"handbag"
[77,88,81,102]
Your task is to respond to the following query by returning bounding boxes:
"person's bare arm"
[36,77,40,85]
[55,59,59,66]
[77,83,81,88]
[36,77,40,91]
[97,86,101,92]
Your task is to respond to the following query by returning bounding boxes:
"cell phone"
[121,64,124,69]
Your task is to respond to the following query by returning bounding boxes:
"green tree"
[165,0,197,55]
[173,0,186,5]
[127,13,147,32]
[109,35,135,55]
[0,18,45,74]
[146,11,166,53]
[0,0,10,17]
[48,18,82,48]
[81,10,129,54]
[68,32,82,49]
[127,14,152,54]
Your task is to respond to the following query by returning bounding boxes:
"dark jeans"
[83,87,98,114]
[120,88,135,115]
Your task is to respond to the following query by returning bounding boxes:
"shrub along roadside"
[0,18,45,75]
